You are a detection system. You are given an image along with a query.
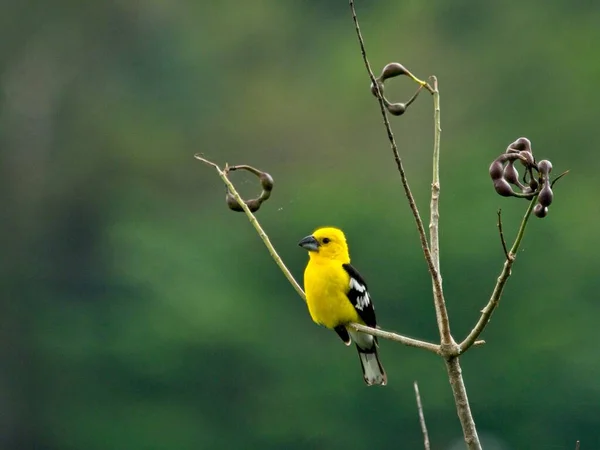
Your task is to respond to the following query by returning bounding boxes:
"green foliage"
[2,0,599,448]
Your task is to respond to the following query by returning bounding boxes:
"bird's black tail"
[348,328,387,386]
[356,345,387,386]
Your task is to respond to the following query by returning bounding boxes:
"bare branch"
[348,6,482,447]
[445,357,481,449]
[348,323,440,354]
[497,209,509,260]
[428,76,453,347]
[414,381,431,450]
[459,198,537,353]
[348,0,448,346]
[429,76,482,450]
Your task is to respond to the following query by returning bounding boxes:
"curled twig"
[222,163,274,213]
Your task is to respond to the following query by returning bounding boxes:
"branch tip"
[497,209,510,260]
[414,381,431,450]
[194,154,220,170]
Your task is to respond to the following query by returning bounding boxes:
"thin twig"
[348,0,446,340]
[405,84,425,108]
[428,77,482,450]
[348,323,439,354]
[551,169,570,188]
[194,154,442,354]
[428,76,453,347]
[497,209,509,260]
[413,381,431,450]
[459,198,537,353]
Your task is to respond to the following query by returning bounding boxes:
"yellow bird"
[298,227,387,386]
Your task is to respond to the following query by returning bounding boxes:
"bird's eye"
[322,238,331,244]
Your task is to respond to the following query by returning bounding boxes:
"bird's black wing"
[342,263,377,328]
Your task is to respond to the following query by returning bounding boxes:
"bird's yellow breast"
[303,260,362,329]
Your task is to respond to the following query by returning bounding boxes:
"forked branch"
[459,198,537,353]
[348,2,481,449]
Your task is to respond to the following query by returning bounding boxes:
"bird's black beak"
[298,235,320,251]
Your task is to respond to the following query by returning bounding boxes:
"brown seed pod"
[508,137,532,153]
[223,164,273,213]
[494,179,514,197]
[260,172,274,192]
[226,193,262,213]
[538,183,554,207]
[489,159,505,180]
[520,151,535,166]
[258,190,271,202]
[521,186,536,199]
[226,192,245,212]
[370,80,384,98]
[386,102,406,116]
[528,176,539,192]
[504,161,520,184]
[381,62,409,80]
[537,159,553,175]
[534,203,548,218]
[245,198,262,212]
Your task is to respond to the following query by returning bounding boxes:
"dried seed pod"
[386,102,406,116]
[226,192,244,212]
[534,203,548,218]
[538,183,554,207]
[381,62,409,80]
[370,80,384,98]
[245,198,262,212]
[528,177,539,192]
[224,164,273,213]
[226,193,262,213]
[522,187,536,199]
[504,161,519,184]
[494,179,514,197]
[537,159,553,175]
[520,151,535,166]
[489,159,504,180]
[260,172,274,192]
[508,137,532,153]
[258,186,272,202]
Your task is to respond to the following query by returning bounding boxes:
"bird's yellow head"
[298,227,350,263]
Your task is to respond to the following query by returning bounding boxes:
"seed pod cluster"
[489,137,558,218]
[224,164,274,213]
[370,62,423,117]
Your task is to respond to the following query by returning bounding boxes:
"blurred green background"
[2,1,599,449]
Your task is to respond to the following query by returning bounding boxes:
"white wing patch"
[350,277,371,310]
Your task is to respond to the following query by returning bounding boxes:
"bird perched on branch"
[298,227,387,386]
